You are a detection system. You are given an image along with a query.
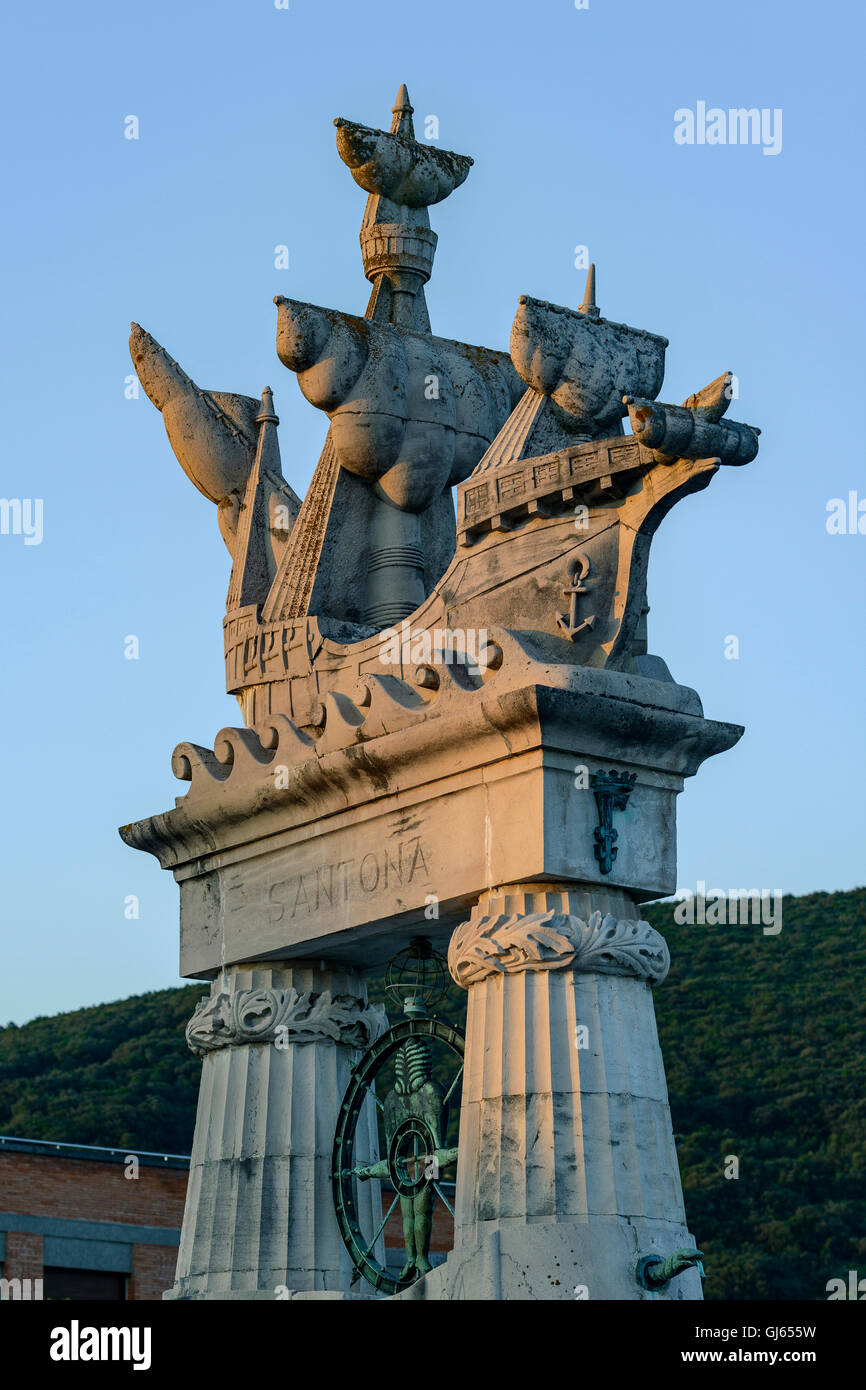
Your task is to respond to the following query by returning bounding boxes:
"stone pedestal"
[123,668,737,1301]
[166,961,385,1300]
[396,884,701,1300]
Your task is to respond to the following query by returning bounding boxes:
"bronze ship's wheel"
[332,1015,464,1296]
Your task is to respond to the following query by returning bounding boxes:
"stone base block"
[394,1220,704,1301]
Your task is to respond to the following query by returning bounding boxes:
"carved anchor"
[590,770,637,875]
[557,552,596,640]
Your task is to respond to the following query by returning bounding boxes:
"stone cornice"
[119,660,740,872]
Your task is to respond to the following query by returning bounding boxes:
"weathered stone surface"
[448,905,670,987]
[510,290,667,440]
[338,83,470,332]
[167,962,382,1300]
[397,1223,703,1301]
[394,884,697,1301]
[126,117,759,726]
[185,982,386,1055]
[626,395,759,466]
[120,670,740,977]
[121,81,760,1301]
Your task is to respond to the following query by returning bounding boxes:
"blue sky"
[1,0,863,1024]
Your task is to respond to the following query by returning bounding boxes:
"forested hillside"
[1,888,863,1300]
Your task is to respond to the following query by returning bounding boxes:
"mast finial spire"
[580,263,600,318]
[391,83,414,138]
[257,385,278,425]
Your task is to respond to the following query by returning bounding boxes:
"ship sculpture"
[127,83,759,761]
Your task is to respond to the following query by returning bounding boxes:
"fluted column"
[167,961,385,1300]
[441,884,702,1300]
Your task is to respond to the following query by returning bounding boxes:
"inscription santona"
[225,835,431,924]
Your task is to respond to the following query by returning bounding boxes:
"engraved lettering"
[359,852,380,893]
[227,840,433,925]
[383,843,403,887]
[335,859,354,902]
[317,863,334,907]
[406,836,429,882]
[292,874,312,916]
[268,880,288,923]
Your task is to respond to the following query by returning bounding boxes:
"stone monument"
[121,84,760,1301]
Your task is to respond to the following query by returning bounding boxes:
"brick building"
[0,1136,186,1300]
[0,1135,453,1299]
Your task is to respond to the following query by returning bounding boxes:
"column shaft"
[439,883,702,1300]
[169,961,383,1299]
